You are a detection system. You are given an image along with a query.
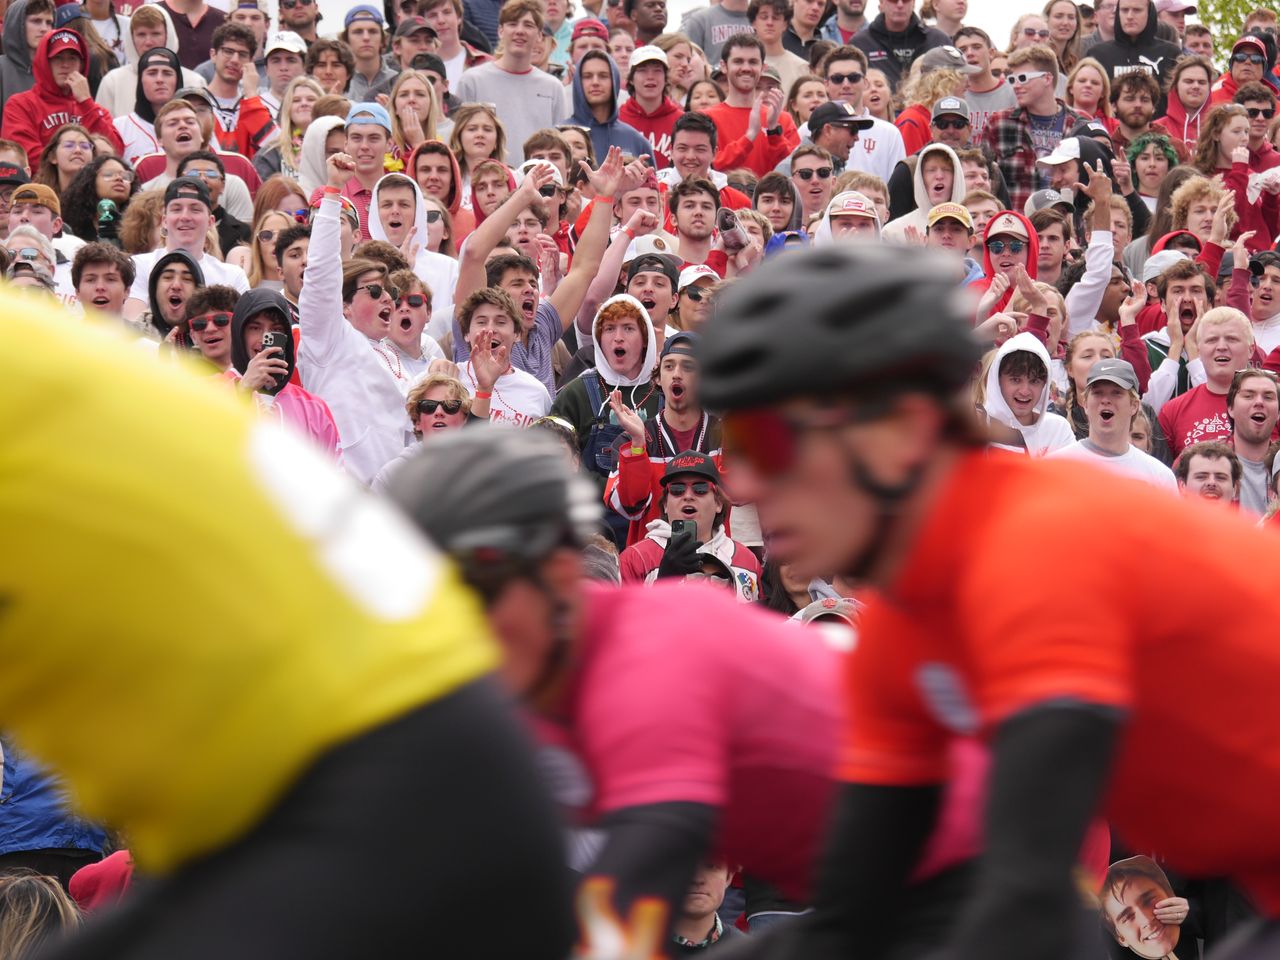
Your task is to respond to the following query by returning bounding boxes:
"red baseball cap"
[572,18,608,41]
[45,28,84,60]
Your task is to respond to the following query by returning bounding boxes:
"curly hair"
[62,155,140,242]
[900,66,964,111]
[1193,103,1250,174]
[1170,174,1228,232]
[119,189,165,255]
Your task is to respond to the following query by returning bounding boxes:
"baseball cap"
[347,101,393,134]
[1024,188,1073,215]
[927,202,973,230]
[572,18,609,41]
[662,329,700,357]
[1037,138,1082,166]
[53,3,83,28]
[794,596,861,628]
[623,233,677,265]
[987,212,1030,242]
[678,264,718,291]
[344,4,384,28]
[164,176,212,209]
[918,44,980,75]
[1141,249,1189,283]
[758,64,783,87]
[931,96,970,121]
[661,450,722,486]
[826,191,878,220]
[411,52,447,76]
[516,158,565,188]
[1069,118,1113,142]
[264,30,307,57]
[809,100,875,134]
[1218,250,1268,280]
[629,45,668,72]
[1234,35,1269,59]
[45,28,83,59]
[394,16,438,39]
[0,163,30,187]
[10,183,61,216]
[627,251,681,287]
[308,186,360,228]
[236,0,269,10]
[1155,0,1196,11]
[177,86,217,111]
[1086,358,1139,391]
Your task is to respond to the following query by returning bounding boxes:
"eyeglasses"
[683,285,709,301]
[99,167,136,182]
[1022,27,1051,38]
[397,293,427,308]
[218,46,253,60]
[189,311,232,332]
[794,166,833,180]
[416,397,464,415]
[1247,107,1277,119]
[933,117,969,130]
[666,480,712,496]
[1233,51,1267,65]
[827,71,863,85]
[1010,70,1050,85]
[280,0,313,7]
[987,238,1026,254]
[425,209,443,223]
[183,168,223,181]
[357,282,399,300]
[60,139,93,152]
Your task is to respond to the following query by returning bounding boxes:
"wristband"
[475,391,492,399]
[630,444,644,455]
[596,195,615,204]
[624,227,637,240]
[323,185,341,195]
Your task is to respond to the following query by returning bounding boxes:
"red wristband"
[596,195,615,204]
[624,227,637,240]
[474,391,493,399]
[323,185,341,195]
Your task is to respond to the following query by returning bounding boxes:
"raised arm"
[549,147,625,329]
[297,153,356,365]
[454,163,558,305]
[1064,163,1114,338]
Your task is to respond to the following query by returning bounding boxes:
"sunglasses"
[1247,107,1276,119]
[416,398,464,415]
[827,71,863,85]
[184,168,223,181]
[667,480,712,496]
[280,0,313,7]
[933,116,969,130]
[190,311,231,332]
[987,238,1026,254]
[1022,27,1051,38]
[425,209,443,223]
[258,229,277,242]
[1010,69,1050,84]
[1233,51,1267,65]
[12,247,40,262]
[794,166,833,180]
[397,293,427,308]
[683,285,709,301]
[991,68,1006,78]
[722,407,858,479]
[357,282,399,301]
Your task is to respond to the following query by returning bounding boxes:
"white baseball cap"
[1036,137,1082,167]
[678,264,719,291]
[264,30,307,57]
[629,45,668,71]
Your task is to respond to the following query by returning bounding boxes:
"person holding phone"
[224,286,342,460]
[618,451,760,602]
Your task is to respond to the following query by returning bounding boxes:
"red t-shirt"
[1157,383,1232,457]
[842,449,1280,914]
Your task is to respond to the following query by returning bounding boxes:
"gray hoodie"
[0,0,38,103]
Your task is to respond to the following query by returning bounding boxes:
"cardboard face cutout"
[1101,856,1182,959]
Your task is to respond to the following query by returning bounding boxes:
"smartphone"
[671,519,696,540]
[261,331,287,354]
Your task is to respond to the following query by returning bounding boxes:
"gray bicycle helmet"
[384,426,601,598]
[698,244,983,410]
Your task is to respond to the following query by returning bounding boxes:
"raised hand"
[608,389,646,444]
[1118,278,1145,327]
[581,146,626,199]
[470,341,509,392]
[976,271,1011,322]
[1013,264,1048,315]
[326,152,356,190]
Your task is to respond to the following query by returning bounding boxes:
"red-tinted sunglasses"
[722,406,859,478]
[189,311,232,332]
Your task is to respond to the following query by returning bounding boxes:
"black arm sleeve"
[948,703,1122,960]
[1126,189,1152,240]
[577,802,717,958]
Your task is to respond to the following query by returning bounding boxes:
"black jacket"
[850,14,950,90]
[1087,1,1180,94]
[146,249,204,339]
[229,288,295,395]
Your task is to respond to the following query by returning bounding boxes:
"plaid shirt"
[981,102,1084,215]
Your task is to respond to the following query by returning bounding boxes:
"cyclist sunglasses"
[987,238,1026,255]
[667,480,712,496]
[416,398,465,415]
[190,312,232,332]
[794,166,833,180]
[357,282,399,301]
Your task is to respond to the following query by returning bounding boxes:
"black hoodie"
[230,288,294,396]
[135,47,182,125]
[849,13,950,90]
[1068,136,1151,241]
[146,249,204,339]
[1087,1,1180,95]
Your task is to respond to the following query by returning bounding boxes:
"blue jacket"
[567,51,654,165]
[0,739,108,856]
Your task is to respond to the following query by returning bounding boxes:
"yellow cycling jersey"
[0,292,497,872]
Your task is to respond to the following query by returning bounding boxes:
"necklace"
[464,361,510,412]
[368,338,405,380]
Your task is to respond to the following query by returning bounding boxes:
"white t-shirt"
[441,48,467,88]
[458,360,551,427]
[129,249,251,304]
[1049,440,1178,491]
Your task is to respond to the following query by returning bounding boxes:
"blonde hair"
[1199,305,1254,343]
[1170,175,1228,232]
[1007,43,1060,80]
[1066,57,1112,118]
[389,70,441,153]
[247,210,293,287]
[406,374,472,436]
[274,76,325,174]
[901,66,964,110]
[0,873,80,960]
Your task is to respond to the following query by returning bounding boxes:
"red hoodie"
[1,28,123,172]
[970,210,1040,316]
[407,139,477,244]
[1152,89,1208,157]
[618,96,684,169]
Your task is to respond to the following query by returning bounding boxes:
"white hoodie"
[366,172,459,339]
[592,293,658,392]
[95,7,207,117]
[810,191,882,247]
[298,116,346,196]
[881,143,967,242]
[981,332,1076,457]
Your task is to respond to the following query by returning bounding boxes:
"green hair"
[1125,131,1178,168]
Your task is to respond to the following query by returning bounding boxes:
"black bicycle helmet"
[384,426,601,599]
[698,244,983,410]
